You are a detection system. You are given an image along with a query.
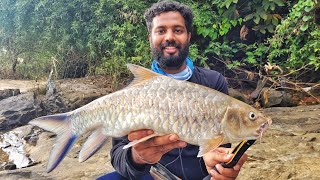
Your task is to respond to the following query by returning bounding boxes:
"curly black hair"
[144,1,193,33]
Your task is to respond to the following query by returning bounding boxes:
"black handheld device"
[213,139,256,172]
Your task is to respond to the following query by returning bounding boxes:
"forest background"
[0,0,319,89]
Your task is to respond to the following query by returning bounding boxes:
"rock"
[250,77,268,99]
[0,89,20,101]
[228,88,252,104]
[4,163,16,170]
[0,127,35,169]
[41,94,68,114]
[15,131,114,180]
[0,148,9,168]
[260,88,297,107]
[0,92,42,131]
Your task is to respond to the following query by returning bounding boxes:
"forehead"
[151,11,186,29]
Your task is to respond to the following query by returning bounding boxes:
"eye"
[248,112,256,120]
[156,29,165,35]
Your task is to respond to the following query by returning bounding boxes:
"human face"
[149,11,191,70]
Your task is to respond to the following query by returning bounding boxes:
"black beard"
[151,40,189,70]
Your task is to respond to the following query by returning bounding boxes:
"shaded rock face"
[0,89,20,101]
[41,94,68,115]
[0,92,42,131]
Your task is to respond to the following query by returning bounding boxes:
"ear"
[148,34,151,42]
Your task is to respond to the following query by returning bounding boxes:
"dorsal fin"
[126,64,161,86]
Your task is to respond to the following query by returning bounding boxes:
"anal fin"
[123,133,158,149]
[79,127,108,162]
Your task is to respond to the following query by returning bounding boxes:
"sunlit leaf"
[300,24,309,31]
[302,16,312,22]
[304,6,313,12]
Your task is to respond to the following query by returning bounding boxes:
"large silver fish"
[29,64,272,172]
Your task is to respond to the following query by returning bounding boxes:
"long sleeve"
[110,136,152,179]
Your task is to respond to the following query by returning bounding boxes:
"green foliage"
[188,0,291,73]
[0,0,50,79]
[268,0,320,71]
[190,1,241,40]
[0,0,318,81]
[242,0,285,35]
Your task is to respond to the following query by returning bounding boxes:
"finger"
[215,164,239,178]
[135,136,186,152]
[215,147,232,154]
[157,141,187,153]
[233,153,248,171]
[210,165,236,180]
[128,129,154,141]
[143,133,180,147]
[132,141,187,164]
[131,146,158,164]
[238,153,248,167]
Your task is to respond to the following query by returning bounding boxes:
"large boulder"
[0,92,42,131]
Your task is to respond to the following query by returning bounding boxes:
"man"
[102,1,247,180]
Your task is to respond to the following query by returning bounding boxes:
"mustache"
[160,41,181,50]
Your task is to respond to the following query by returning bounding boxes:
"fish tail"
[29,113,77,172]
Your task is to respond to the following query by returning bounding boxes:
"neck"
[161,62,187,74]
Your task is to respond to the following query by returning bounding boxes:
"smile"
[164,47,178,54]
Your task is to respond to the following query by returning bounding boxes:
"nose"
[164,30,175,42]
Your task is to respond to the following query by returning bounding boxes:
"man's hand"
[128,129,187,165]
[203,147,248,180]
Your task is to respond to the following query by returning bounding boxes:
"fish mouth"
[256,119,272,136]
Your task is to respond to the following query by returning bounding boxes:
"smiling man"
[149,10,191,72]
[100,1,248,180]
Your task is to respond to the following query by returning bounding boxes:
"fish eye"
[248,112,256,120]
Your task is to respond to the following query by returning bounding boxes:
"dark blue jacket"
[110,66,229,180]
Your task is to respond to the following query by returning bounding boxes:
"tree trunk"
[11,56,18,74]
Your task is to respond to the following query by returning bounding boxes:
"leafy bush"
[268,0,320,71]
[0,0,319,82]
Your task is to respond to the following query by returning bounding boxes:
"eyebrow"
[154,25,185,30]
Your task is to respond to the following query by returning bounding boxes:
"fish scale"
[29,64,272,172]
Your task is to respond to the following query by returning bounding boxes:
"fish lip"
[256,119,272,134]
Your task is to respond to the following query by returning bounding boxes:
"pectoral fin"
[197,135,225,157]
[123,133,158,149]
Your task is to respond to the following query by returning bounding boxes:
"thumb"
[203,149,233,167]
